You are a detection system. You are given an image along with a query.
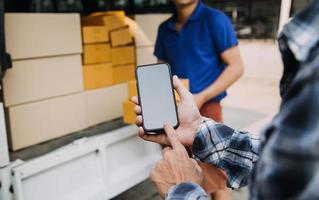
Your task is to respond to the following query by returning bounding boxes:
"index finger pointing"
[163,123,182,150]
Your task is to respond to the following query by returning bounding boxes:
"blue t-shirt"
[154,0,238,102]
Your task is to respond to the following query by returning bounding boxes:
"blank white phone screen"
[137,64,178,131]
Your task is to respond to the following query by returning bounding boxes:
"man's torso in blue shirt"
[154,0,238,102]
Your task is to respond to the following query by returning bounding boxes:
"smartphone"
[136,63,179,133]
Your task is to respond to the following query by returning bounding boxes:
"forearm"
[192,118,260,189]
[200,63,243,101]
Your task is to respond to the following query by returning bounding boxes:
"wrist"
[194,117,216,136]
[192,116,204,138]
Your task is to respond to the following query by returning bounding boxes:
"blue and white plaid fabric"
[167,1,319,199]
[167,183,208,200]
[281,0,319,62]
[192,118,259,189]
[167,117,260,199]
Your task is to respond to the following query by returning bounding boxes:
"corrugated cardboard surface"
[5,13,82,60]
[113,64,135,84]
[102,14,126,30]
[123,100,136,124]
[111,46,135,66]
[3,55,83,107]
[175,79,190,102]
[83,63,113,90]
[82,26,109,44]
[8,93,88,150]
[81,14,126,31]
[125,17,153,47]
[83,43,111,64]
[134,14,171,46]
[110,27,133,47]
[136,46,157,66]
[128,80,137,98]
[86,84,128,127]
[90,10,125,19]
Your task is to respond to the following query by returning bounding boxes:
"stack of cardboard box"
[81,11,136,87]
[122,79,190,124]
[81,11,135,127]
[2,12,173,150]
[3,13,86,150]
[81,17,111,90]
[3,12,135,151]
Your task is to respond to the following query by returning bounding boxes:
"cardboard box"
[82,26,109,44]
[182,79,190,90]
[110,26,133,47]
[81,14,126,32]
[83,63,113,90]
[128,80,137,98]
[125,17,153,47]
[5,13,82,60]
[136,46,157,66]
[113,64,135,84]
[81,16,103,26]
[90,10,125,19]
[3,55,83,107]
[83,43,111,64]
[8,93,87,150]
[111,46,135,65]
[123,100,136,124]
[175,79,190,102]
[134,14,171,46]
[85,84,128,126]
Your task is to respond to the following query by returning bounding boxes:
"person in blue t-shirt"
[154,0,244,199]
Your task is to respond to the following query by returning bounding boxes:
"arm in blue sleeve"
[208,12,238,54]
[154,24,167,61]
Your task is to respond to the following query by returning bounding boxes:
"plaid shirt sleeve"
[192,118,260,189]
[247,2,319,199]
[166,182,208,200]
[166,118,260,200]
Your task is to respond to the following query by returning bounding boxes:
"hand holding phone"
[133,63,202,147]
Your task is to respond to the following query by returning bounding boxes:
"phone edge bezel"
[135,62,180,133]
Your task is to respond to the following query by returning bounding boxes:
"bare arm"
[194,46,244,108]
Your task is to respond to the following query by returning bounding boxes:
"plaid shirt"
[167,1,319,199]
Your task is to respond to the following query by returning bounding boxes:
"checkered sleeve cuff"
[192,118,260,189]
[166,182,208,200]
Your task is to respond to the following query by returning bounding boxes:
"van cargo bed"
[10,118,126,161]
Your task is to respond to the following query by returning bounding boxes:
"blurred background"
[4,0,311,39]
[0,0,312,200]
